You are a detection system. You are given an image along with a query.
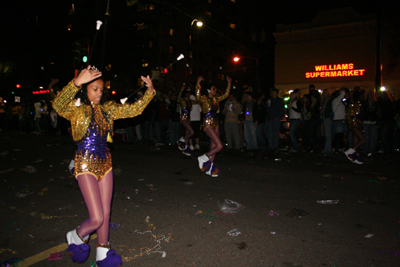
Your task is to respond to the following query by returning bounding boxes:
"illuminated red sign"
[32,89,50,94]
[305,63,365,78]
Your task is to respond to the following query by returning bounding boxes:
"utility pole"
[100,0,110,70]
[375,7,382,93]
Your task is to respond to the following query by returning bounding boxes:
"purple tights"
[205,127,223,162]
[76,171,113,245]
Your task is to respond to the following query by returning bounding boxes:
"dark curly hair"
[80,77,107,105]
[201,80,214,96]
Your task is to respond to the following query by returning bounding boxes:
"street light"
[191,19,203,27]
[233,56,259,92]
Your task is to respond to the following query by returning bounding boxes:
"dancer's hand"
[226,76,232,85]
[141,75,155,95]
[75,65,102,87]
[197,76,204,86]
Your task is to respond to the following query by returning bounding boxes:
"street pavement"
[0,131,399,267]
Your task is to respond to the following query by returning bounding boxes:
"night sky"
[0,0,389,99]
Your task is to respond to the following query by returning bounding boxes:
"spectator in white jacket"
[331,88,347,153]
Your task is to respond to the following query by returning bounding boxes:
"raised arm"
[195,76,204,102]
[177,84,185,106]
[104,90,155,120]
[52,66,102,120]
[52,80,80,120]
[215,76,232,102]
[105,75,156,120]
[48,78,59,100]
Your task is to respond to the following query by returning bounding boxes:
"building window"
[137,78,144,86]
[137,4,155,12]
[149,41,153,48]
[137,23,147,30]
[141,59,149,68]
[230,0,236,3]
[189,67,193,75]
[169,45,175,54]
[69,4,75,15]
[230,23,236,29]
[217,73,225,80]
[169,28,175,36]
[205,11,211,18]
[206,54,214,63]
[189,51,193,59]
[208,0,212,3]
[105,81,111,89]
[189,34,196,44]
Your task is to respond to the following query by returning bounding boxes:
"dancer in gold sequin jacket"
[344,90,365,164]
[176,83,197,156]
[53,66,155,266]
[196,75,232,177]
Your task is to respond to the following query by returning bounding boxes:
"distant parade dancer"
[176,83,197,156]
[52,65,155,267]
[344,91,365,164]
[196,75,232,177]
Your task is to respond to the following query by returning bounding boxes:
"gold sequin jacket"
[195,84,231,114]
[345,101,362,128]
[52,79,155,142]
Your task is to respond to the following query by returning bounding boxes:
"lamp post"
[233,56,259,92]
[186,19,203,81]
[191,19,203,27]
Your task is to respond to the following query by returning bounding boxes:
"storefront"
[273,7,400,97]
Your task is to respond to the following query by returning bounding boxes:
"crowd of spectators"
[1,82,400,160]
[0,97,64,135]
[287,84,400,158]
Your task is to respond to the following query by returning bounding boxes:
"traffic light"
[283,95,290,109]
[73,41,81,66]
[16,84,21,89]
[81,40,89,65]
[159,67,168,82]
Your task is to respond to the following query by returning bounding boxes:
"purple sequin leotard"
[74,105,112,181]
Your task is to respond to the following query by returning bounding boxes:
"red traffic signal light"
[16,84,21,89]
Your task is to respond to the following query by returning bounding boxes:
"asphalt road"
[1,131,399,267]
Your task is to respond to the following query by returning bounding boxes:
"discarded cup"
[218,199,245,213]
[317,200,339,204]
[227,229,241,236]
[20,165,37,174]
